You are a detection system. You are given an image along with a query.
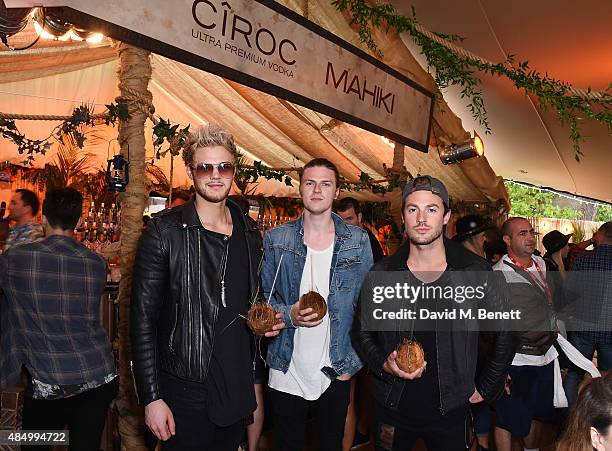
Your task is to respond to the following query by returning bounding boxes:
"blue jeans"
[563,332,612,404]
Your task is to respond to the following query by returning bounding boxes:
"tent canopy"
[0,0,511,206]
[392,0,612,203]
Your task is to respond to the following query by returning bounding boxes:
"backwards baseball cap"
[402,175,449,208]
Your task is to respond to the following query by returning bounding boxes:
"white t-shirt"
[269,243,333,400]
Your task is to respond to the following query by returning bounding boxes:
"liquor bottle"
[107,223,115,243]
[88,201,95,221]
[89,221,97,242]
[82,220,89,243]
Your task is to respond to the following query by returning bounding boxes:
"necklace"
[220,235,229,307]
[197,205,233,307]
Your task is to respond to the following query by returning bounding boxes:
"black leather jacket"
[131,198,263,405]
[352,238,519,414]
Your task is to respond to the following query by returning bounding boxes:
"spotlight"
[32,8,71,40]
[439,131,484,165]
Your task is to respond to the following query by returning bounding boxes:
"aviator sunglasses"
[192,162,235,179]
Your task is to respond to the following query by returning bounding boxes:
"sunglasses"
[192,162,235,179]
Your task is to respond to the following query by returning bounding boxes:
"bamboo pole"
[113,41,152,451]
[388,141,406,254]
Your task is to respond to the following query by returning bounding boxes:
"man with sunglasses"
[131,124,283,450]
[354,176,517,451]
[262,158,373,451]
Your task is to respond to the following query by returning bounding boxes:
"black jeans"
[21,377,118,451]
[270,379,351,451]
[374,403,472,451]
[160,373,247,451]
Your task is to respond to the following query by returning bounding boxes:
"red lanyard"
[509,256,553,305]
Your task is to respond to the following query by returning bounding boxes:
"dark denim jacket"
[262,213,373,377]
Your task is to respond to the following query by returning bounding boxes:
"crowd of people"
[0,123,610,451]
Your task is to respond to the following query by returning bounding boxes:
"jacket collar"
[180,196,256,231]
[387,237,476,271]
[294,211,353,239]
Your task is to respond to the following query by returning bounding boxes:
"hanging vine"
[152,118,190,159]
[332,0,612,161]
[0,102,129,165]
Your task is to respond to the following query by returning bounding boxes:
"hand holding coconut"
[290,301,324,327]
[383,340,427,380]
[247,254,286,336]
[246,303,285,337]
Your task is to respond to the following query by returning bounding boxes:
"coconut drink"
[396,339,425,373]
[298,290,327,319]
[298,246,327,319]
[247,254,283,335]
[247,302,278,335]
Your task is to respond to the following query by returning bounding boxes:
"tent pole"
[114,41,152,451]
[169,154,174,205]
[386,142,406,254]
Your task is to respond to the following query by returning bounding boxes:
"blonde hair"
[182,123,237,168]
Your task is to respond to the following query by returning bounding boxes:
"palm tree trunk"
[114,41,152,451]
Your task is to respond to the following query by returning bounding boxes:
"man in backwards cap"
[353,176,518,451]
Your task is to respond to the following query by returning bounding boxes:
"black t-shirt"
[386,270,468,429]
[205,208,256,426]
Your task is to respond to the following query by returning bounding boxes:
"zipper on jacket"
[169,302,179,352]
[435,303,445,414]
[251,252,264,304]
[170,225,190,351]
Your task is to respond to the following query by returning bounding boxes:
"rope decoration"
[332,0,611,160]
[411,23,605,101]
[0,103,129,165]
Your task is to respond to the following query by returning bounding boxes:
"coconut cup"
[298,291,327,319]
[247,302,278,335]
[395,339,425,373]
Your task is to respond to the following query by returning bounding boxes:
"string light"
[505,179,610,208]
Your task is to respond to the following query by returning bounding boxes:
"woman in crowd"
[543,230,572,275]
[556,373,612,451]
[543,230,571,325]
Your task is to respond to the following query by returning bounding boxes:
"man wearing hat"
[454,214,498,451]
[354,176,517,451]
[453,215,495,259]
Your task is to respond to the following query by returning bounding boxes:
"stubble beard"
[194,181,231,204]
[408,226,444,246]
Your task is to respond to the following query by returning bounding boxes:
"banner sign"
[6,0,435,151]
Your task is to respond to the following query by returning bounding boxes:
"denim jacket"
[262,213,373,377]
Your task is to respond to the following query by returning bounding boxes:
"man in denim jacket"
[262,158,373,451]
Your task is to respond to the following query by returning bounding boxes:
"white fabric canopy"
[0,1,510,206]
